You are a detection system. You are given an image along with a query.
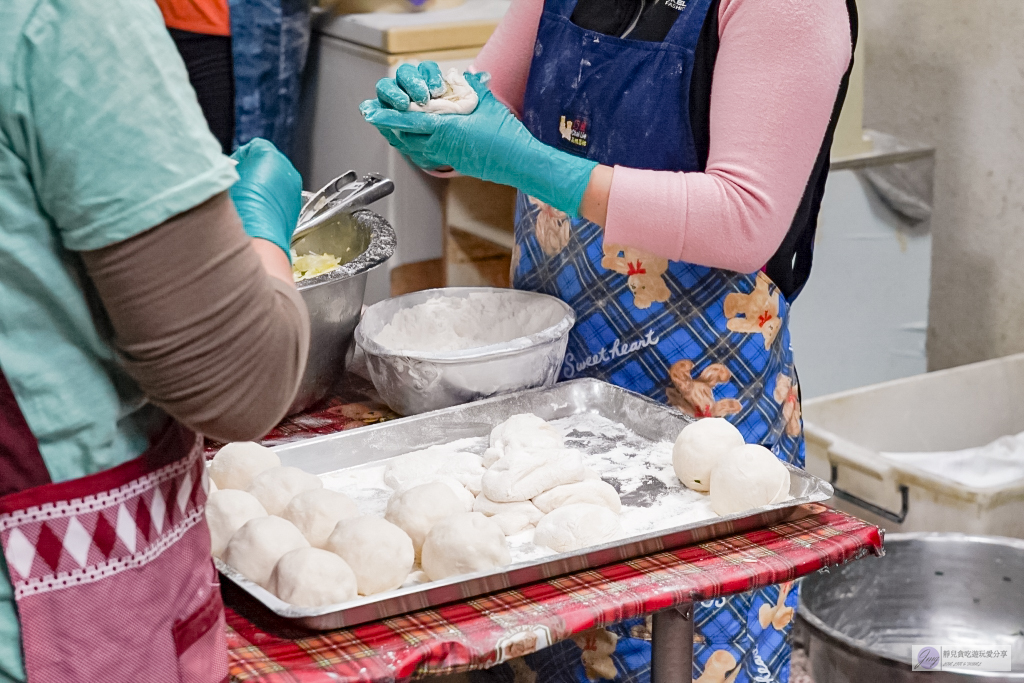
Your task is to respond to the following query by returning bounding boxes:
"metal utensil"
[299,171,358,225]
[293,174,395,244]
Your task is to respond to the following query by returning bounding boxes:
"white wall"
[859,0,1024,371]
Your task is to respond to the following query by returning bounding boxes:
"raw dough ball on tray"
[533,479,621,514]
[384,447,485,495]
[206,489,267,558]
[223,516,309,587]
[483,413,563,467]
[282,489,360,548]
[473,494,544,535]
[672,418,745,492]
[710,445,790,516]
[208,442,280,491]
[326,516,415,595]
[268,547,358,607]
[534,503,623,553]
[385,481,466,554]
[247,466,323,516]
[421,512,511,581]
[482,446,585,503]
[395,476,475,512]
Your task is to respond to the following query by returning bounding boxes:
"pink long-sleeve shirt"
[474,0,852,273]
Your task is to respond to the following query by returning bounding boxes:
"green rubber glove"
[229,138,303,260]
[360,72,597,217]
[374,62,446,111]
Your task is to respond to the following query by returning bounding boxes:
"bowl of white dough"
[354,287,575,415]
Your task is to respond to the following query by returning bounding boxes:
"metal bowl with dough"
[290,207,396,414]
[354,287,575,416]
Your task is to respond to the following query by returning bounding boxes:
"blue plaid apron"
[492,0,806,679]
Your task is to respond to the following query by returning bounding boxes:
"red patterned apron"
[0,372,227,683]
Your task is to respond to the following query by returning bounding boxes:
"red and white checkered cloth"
[224,505,881,683]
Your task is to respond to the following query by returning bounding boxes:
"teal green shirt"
[0,0,238,678]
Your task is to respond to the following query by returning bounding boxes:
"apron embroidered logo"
[665,0,687,10]
[562,330,660,378]
[559,115,589,148]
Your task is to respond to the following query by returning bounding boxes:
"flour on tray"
[372,292,565,353]
[317,415,717,570]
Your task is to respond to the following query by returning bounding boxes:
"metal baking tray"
[216,378,833,630]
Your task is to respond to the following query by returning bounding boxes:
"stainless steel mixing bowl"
[289,207,396,414]
[353,287,575,416]
[798,533,1024,682]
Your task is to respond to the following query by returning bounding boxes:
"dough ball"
[268,547,358,607]
[481,446,585,503]
[473,494,544,535]
[421,512,511,581]
[483,414,563,467]
[672,418,745,492]
[208,442,281,491]
[282,489,360,548]
[384,447,485,495]
[208,478,218,494]
[205,489,267,558]
[396,476,475,512]
[247,466,323,516]
[384,482,465,555]
[532,479,621,514]
[223,516,309,587]
[407,70,479,115]
[534,503,623,553]
[326,516,415,595]
[709,445,791,516]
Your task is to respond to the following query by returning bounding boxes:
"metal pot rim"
[353,286,577,363]
[798,532,1024,678]
[295,209,397,290]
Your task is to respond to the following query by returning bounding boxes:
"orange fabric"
[156,0,231,36]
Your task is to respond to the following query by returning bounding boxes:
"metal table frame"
[652,604,695,683]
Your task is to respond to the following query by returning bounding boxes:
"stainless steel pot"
[289,208,396,414]
[797,533,1024,681]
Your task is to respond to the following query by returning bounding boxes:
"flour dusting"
[318,414,718,576]
[372,292,565,353]
[882,430,1024,489]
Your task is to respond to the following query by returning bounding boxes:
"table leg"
[651,603,694,683]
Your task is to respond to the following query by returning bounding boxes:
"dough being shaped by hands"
[384,446,485,494]
[268,547,358,607]
[282,489,360,548]
[709,444,790,516]
[672,418,745,492]
[208,442,280,491]
[384,481,466,555]
[534,503,623,553]
[223,515,309,587]
[473,494,544,535]
[532,479,621,514]
[421,512,511,581]
[483,413,563,467]
[326,516,415,595]
[206,489,267,558]
[481,446,585,503]
[407,69,478,115]
[247,466,323,516]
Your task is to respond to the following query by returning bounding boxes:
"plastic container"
[803,353,1024,536]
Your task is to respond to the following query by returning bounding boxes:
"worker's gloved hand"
[375,62,446,111]
[229,138,303,261]
[360,73,598,217]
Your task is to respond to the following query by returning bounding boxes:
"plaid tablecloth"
[215,376,882,683]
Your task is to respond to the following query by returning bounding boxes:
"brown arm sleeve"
[80,192,310,442]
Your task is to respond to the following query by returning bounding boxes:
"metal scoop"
[293,173,395,244]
